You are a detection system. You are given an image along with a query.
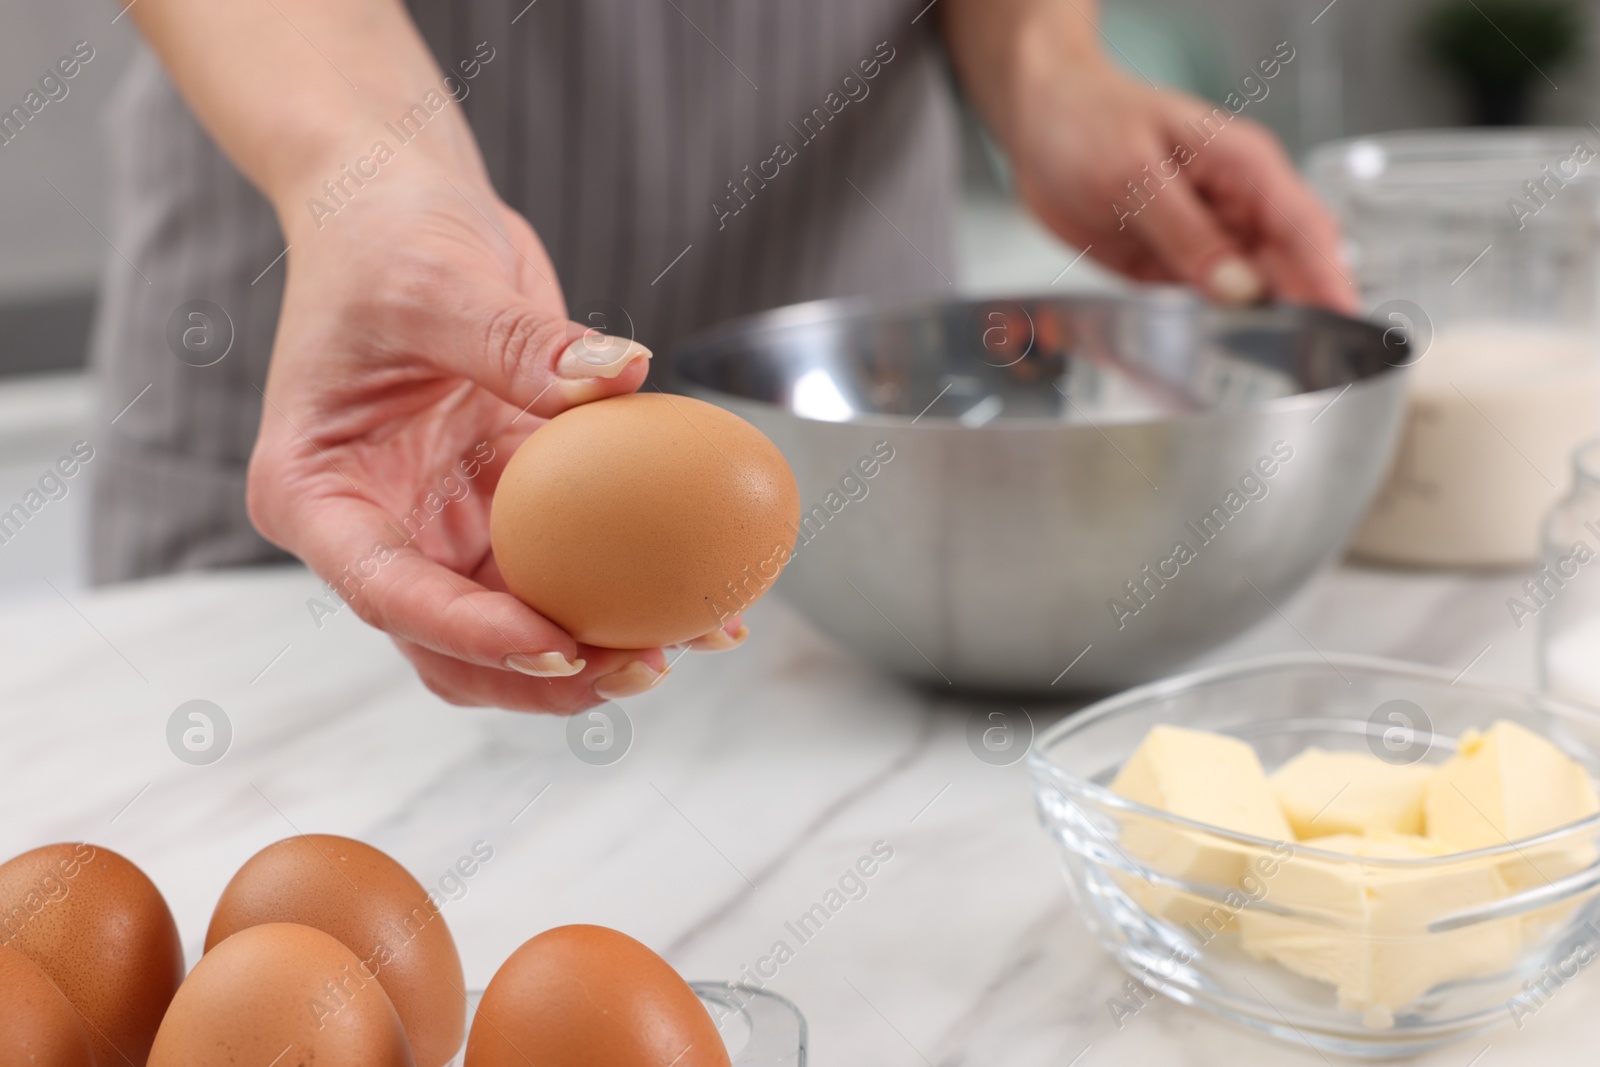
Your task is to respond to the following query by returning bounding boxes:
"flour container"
[1309,130,1600,567]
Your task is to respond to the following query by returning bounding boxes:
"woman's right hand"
[129,0,746,709]
[243,139,705,712]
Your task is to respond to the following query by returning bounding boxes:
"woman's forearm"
[939,0,1108,155]
[128,0,484,218]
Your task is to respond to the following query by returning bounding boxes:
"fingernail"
[689,623,749,653]
[1208,257,1264,305]
[505,652,586,677]
[593,660,669,699]
[557,333,652,380]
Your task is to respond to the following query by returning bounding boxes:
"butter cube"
[1109,830,1287,934]
[1270,748,1435,839]
[1424,720,1599,892]
[1239,832,1522,1013]
[1111,726,1294,927]
[1112,725,1293,840]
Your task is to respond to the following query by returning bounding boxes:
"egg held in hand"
[465,924,732,1067]
[490,393,801,649]
[205,834,466,1067]
[0,842,183,1067]
[149,923,415,1067]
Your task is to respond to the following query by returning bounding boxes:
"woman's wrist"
[266,102,488,240]
[128,0,493,229]
[943,0,1113,157]
[1017,18,1119,131]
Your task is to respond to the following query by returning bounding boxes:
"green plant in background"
[1418,0,1586,125]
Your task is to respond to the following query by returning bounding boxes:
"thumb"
[429,284,654,418]
[1125,176,1265,306]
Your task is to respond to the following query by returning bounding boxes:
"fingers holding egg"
[683,616,749,653]
[394,638,670,713]
[279,389,793,712]
[441,297,653,417]
[291,501,589,676]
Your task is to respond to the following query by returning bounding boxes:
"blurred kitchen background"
[2,0,1597,594]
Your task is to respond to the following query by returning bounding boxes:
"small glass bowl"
[446,982,806,1066]
[1027,654,1600,1058]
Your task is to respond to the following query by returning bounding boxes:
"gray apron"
[88,0,958,583]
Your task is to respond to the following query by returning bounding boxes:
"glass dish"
[1027,653,1600,1058]
[446,982,806,1066]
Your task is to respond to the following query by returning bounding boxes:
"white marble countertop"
[0,560,1589,1066]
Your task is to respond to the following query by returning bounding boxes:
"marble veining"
[0,560,1585,1065]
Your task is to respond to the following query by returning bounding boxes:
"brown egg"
[149,923,415,1067]
[0,842,183,1066]
[465,924,731,1067]
[489,393,801,648]
[206,834,464,1067]
[0,943,95,1067]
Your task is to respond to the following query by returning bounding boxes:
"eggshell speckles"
[465,924,732,1067]
[149,923,415,1067]
[0,943,94,1067]
[206,834,465,1067]
[0,842,183,1067]
[489,393,801,648]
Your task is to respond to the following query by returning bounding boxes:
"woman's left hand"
[942,2,1358,313]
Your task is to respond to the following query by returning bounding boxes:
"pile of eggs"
[0,836,732,1067]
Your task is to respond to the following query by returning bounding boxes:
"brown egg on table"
[490,392,801,648]
[206,834,464,1067]
[465,924,731,1067]
[149,923,415,1067]
[0,943,95,1067]
[0,842,183,1067]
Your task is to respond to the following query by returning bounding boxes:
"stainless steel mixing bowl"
[664,290,1409,693]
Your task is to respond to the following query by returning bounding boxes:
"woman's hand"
[127,0,742,711]
[943,0,1358,313]
[1007,60,1357,311]
[248,155,694,712]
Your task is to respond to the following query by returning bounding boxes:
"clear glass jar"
[1540,439,1600,705]
[1308,130,1600,567]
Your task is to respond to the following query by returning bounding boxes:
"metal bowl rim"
[663,292,1410,431]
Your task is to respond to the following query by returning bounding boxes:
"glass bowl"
[446,982,806,1066]
[1027,653,1600,1058]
